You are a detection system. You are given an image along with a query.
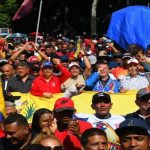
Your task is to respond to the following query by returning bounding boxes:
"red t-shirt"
[54,120,92,150]
[30,75,61,96]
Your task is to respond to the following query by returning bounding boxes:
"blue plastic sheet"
[107,6,150,51]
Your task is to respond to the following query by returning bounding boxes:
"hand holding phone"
[68,119,80,137]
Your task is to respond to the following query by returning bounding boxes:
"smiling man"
[120,58,149,92]
[1,113,33,150]
[85,62,120,93]
[61,62,85,92]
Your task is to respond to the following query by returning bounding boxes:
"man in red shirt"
[30,61,61,98]
[53,97,92,150]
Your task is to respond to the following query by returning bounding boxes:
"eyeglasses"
[46,146,64,150]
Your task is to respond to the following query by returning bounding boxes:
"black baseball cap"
[136,87,150,101]
[115,118,150,137]
[92,92,111,104]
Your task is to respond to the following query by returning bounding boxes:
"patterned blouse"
[120,75,149,90]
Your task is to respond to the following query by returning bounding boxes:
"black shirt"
[0,130,35,150]
[0,142,4,150]
[125,110,150,127]
[7,75,34,93]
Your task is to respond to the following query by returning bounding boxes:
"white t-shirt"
[87,114,125,129]
[75,113,125,143]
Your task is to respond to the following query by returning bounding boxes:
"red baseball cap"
[53,97,75,112]
[28,56,39,63]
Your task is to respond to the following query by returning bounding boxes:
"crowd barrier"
[10,91,138,123]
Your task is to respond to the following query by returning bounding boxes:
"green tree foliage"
[0,0,20,27]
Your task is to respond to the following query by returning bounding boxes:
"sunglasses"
[46,146,64,150]
[43,66,53,69]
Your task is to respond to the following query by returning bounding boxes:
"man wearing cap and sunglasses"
[115,118,150,150]
[52,97,92,150]
[30,61,61,98]
[125,87,150,127]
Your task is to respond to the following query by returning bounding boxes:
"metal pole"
[35,0,43,43]
[91,0,99,36]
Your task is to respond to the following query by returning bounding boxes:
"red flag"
[13,0,33,21]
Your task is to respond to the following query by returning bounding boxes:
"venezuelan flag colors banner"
[0,80,5,116]
[12,91,138,123]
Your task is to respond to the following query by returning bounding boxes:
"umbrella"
[107,6,150,51]
[5,33,27,39]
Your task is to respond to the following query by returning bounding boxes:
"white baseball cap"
[127,58,139,65]
[69,62,81,70]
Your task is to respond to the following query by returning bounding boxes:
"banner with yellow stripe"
[12,91,138,123]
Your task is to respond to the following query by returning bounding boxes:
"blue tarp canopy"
[106,6,150,51]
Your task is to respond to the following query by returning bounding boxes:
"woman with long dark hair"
[32,108,53,134]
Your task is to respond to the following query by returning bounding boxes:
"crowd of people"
[0,33,150,150]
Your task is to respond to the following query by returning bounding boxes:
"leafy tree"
[0,0,19,27]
